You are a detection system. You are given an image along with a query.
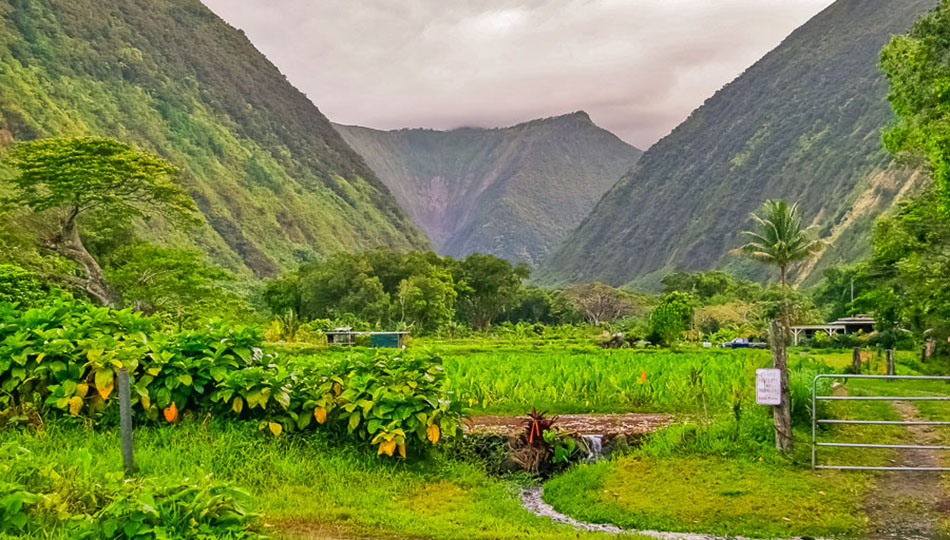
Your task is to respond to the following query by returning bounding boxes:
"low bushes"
[0,300,464,457]
[0,444,263,539]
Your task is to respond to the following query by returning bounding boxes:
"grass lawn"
[545,455,871,538]
[0,419,646,540]
[543,394,909,538]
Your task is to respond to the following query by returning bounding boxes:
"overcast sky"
[202,0,835,149]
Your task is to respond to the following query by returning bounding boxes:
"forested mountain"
[334,112,642,265]
[0,0,427,277]
[539,0,936,288]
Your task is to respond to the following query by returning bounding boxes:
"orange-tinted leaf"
[314,407,327,424]
[427,424,440,444]
[95,369,114,400]
[378,440,396,456]
[398,443,406,458]
[164,402,178,422]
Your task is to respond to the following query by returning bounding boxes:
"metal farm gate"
[811,374,950,471]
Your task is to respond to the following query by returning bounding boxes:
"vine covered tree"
[1,137,196,306]
[734,199,826,452]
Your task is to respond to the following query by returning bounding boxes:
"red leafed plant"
[522,408,558,447]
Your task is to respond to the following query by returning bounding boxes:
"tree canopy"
[1,137,196,306]
[881,0,950,213]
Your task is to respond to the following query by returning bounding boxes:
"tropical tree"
[1,137,196,306]
[648,291,695,346]
[105,243,230,317]
[734,199,826,452]
[453,253,529,331]
[565,282,638,326]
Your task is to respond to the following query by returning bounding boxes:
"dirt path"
[864,401,950,540]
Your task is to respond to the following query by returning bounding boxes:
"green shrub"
[0,301,464,456]
[0,264,46,307]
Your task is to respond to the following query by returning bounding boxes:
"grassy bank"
[0,418,643,540]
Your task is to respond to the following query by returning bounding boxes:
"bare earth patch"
[467,413,674,436]
[269,518,429,540]
[864,402,950,540]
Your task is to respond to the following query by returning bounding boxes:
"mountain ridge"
[334,111,642,265]
[0,0,428,277]
[538,0,936,288]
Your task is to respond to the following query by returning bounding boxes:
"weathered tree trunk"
[852,347,861,374]
[47,214,119,307]
[771,267,794,453]
[771,319,793,453]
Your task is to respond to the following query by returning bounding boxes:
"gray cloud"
[201,0,834,148]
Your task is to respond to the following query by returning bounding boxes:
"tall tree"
[453,254,529,331]
[1,137,196,306]
[565,282,637,326]
[734,199,826,452]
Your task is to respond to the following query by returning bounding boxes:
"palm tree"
[735,199,827,452]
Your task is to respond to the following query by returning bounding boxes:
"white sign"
[756,368,782,405]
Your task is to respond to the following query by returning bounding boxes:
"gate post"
[886,349,896,376]
[852,347,861,374]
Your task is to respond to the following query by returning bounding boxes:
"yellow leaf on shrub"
[378,440,396,456]
[314,407,327,424]
[140,394,150,409]
[398,443,406,458]
[95,368,114,400]
[268,422,282,436]
[76,383,89,398]
[427,424,440,444]
[232,397,244,414]
[164,402,178,423]
[68,396,83,416]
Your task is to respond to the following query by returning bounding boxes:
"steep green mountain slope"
[539,0,935,288]
[334,112,641,265]
[0,0,427,277]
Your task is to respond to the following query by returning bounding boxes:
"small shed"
[323,329,410,348]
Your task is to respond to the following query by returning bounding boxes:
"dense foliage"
[263,251,532,333]
[881,0,950,213]
[0,443,263,539]
[0,300,464,456]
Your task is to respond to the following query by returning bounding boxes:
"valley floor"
[3,344,948,540]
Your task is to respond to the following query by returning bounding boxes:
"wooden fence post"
[886,349,896,377]
[852,347,861,374]
[118,367,135,475]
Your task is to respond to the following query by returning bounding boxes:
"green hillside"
[539,0,935,288]
[334,112,641,266]
[0,0,428,277]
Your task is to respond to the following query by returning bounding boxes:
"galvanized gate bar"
[811,374,950,470]
[817,442,950,450]
[817,396,950,401]
[816,465,950,471]
[818,419,950,425]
